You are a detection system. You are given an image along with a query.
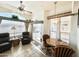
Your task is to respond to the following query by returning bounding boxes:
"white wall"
[47,2,72,16]
[69,14,78,56]
[32,9,44,21]
[77,2,79,55]
[77,28,79,56]
[70,1,79,56]
[43,11,51,35]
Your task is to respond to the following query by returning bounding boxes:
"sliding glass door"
[32,23,43,43]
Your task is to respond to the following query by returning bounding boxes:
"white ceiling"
[0,1,72,12]
[0,1,73,19]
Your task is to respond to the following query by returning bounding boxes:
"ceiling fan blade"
[8,4,32,14]
[23,10,32,14]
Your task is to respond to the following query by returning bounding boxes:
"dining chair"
[42,34,54,56]
[52,45,75,57]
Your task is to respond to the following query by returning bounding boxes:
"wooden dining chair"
[42,34,54,56]
[42,34,50,48]
[52,45,75,57]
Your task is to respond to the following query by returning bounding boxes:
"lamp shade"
[11,26,16,30]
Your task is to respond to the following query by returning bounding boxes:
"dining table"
[46,38,69,47]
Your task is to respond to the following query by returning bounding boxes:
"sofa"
[0,33,12,53]
[21,32,32,45]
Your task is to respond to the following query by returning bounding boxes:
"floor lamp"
[11,26,16,39]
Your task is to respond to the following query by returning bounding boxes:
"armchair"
[21,32,32,45]
[0,33,12,53]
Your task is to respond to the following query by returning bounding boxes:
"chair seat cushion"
[23,38,29,40]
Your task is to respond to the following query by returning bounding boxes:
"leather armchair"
[21,32,32,45]
[0,33,12,53]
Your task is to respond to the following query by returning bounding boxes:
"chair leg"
[46,47,54,56]
[45,47,50,55]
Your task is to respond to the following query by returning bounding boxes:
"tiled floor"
[0,41,47,57]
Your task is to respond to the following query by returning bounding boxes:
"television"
[78,9,79,26]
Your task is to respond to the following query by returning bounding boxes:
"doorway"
[32,23,43,43]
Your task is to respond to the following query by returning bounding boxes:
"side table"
[11,39,20,47]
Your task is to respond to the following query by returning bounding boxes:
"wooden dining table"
[46,38,68,47]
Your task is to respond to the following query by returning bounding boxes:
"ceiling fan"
[18,1,32,13]
[18,1,24,11]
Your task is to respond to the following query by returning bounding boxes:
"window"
[0,12,26,20]
[0,12,26,38]
[50,18,60,39]
[60,16,71,43]
[50,16,71,43]
[0,20,26,37]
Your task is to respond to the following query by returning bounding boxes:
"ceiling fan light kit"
[18,6,24,11]
[18,1,24,11]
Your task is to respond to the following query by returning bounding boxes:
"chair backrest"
[42,34,50,47]
[0,33,10,44]
[22,32,29,38]
[54,45,75,57]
